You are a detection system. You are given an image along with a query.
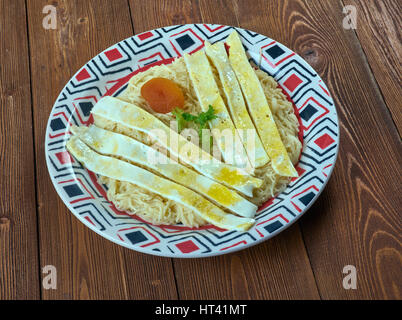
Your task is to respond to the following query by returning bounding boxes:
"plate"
[45,24,339,258]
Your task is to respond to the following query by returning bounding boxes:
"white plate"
[45,24,339,258]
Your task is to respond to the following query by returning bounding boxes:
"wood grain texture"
[343,0,402,136]
[232,0,401,299]
[129,0,321,300]
[26,0,177,299]
[173,224,320,300]
[129,0,202,31]
[7,0,398,300]
[0,0,40,300]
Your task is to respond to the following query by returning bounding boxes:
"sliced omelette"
[71,125,257,218]
[183,50,252,171]
[66,136,255,231]
[91,96,262,197]
[204,41,269,168]
[226,31,298,177]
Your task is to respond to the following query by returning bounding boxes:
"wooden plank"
[26,0,177,299]
[174,224,320,299]
[343,0,402,136]
[233,0,401,299]
[198,0,239,26]
[129,0,320,300]
[129,0,202,31]
[0,0,40,300]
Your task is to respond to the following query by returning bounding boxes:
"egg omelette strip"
[204,41,269,168]
[71,125,257,218]
[226,31,298,177]
[91,96,262,197]
[66,136,255,231]
[183,50,252,171]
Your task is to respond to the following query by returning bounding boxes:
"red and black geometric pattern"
[45,24,339,257]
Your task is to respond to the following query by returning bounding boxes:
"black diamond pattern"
[79,102,94,117]
[176,34,195,50]
[265,45,285,59]
[264,221,283,233]
[50,118,66,131]
[63,184,84,197]
[126,231,147,244]
[299,104,318,122]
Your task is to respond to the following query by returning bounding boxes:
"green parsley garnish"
[172,105,217,140]
[172,108,186,133]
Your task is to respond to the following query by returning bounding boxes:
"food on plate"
[226,31,298,177]
[66,30,302,230]
[204,40,269,168]
[184,48,251,169]
[66,137,254,231]
[91,96,262,197]
[172,104,217,139]
[70,125,257,218]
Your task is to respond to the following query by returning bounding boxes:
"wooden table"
[1,0,400,300]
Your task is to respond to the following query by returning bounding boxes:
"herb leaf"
[172,107,186,133]
[195,105,217,126]
[172,105,217,141]
[182,112,198,122]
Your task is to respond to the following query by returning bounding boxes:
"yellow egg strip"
[66,136,255,231]
[204,41,269,168]
[91,96,262,197]
[183,50,252,171]
[226,31,298,177]
[71,125,257,218]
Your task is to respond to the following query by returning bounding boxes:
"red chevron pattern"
[45,24,339,257]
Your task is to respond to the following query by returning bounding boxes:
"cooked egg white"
[184,50,252,171]
[91,96,262,197]
[226,31,298,177]
[204,41,269,168]
[71,125,258,218]
[66,136,255,231]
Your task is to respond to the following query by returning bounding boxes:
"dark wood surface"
[0,0,400,300]
[0,0,40,300]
